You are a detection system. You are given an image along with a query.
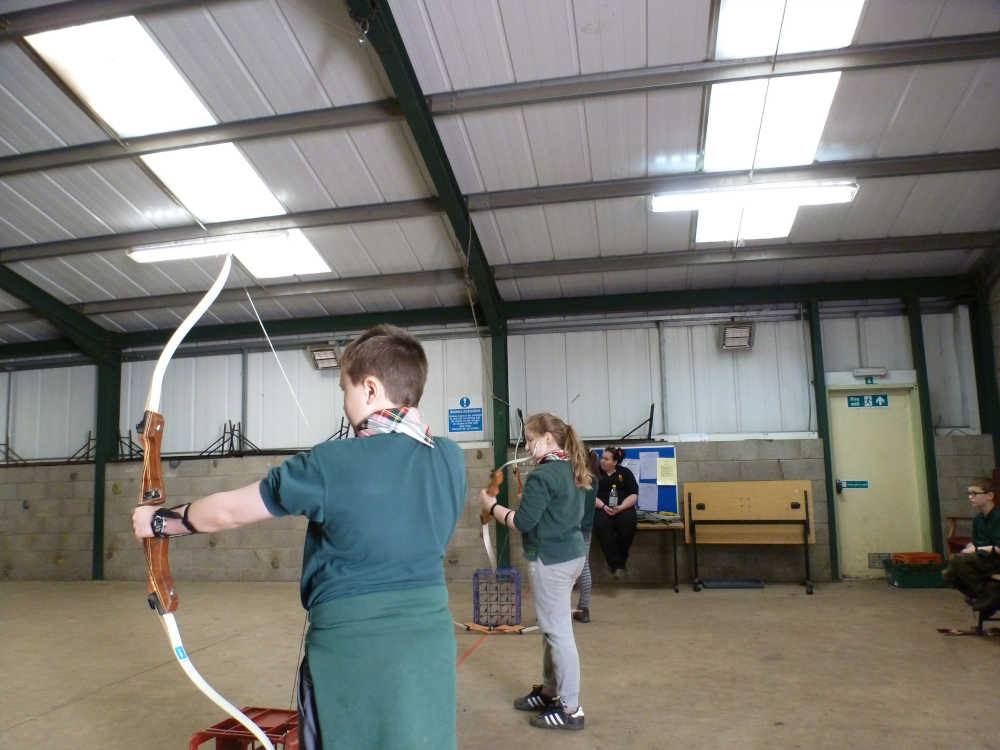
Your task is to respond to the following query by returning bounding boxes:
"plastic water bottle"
[608,486,619,508]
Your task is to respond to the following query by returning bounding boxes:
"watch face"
[152,513,165,536]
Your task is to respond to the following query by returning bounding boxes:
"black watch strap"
[150,505,198,538]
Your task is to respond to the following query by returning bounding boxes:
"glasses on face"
[969,490,987,497]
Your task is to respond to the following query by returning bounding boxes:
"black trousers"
[593,506,637,572]
[943,551,1000,605]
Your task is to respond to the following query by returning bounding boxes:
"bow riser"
[139,410,176,614]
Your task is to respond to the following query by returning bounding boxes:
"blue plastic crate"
[472,568,522,627]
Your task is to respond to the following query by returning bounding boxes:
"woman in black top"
[593,446,639,578]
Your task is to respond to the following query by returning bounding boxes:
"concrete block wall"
[1,437,990,585]
[0,464,95,580]
[102,455,301,583]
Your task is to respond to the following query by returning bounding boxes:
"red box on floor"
[891,552,942,565]
[189,707,298,749]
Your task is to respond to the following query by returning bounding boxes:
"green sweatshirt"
[514,460,585,564]
[259,433,466,609]
[973,505,1000,548]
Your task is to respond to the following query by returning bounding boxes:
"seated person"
[942,477,1000,612]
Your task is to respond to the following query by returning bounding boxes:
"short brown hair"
[340,325,427,406]
[970,477,995,494]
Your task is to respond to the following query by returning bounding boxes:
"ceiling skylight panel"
[775,0,864,55]
[695,207,743,243]
[715,0,864,59]
[715,0,784,59]
[752,71,841,168]
[142,144,286,223]
[702,79,768,172]
[737,204,799,240]
[26,16,214,137]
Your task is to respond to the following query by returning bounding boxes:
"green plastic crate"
[881,558,947,588]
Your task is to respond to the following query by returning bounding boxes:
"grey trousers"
[529,556,586,709]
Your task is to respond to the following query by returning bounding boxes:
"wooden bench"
[683,480,815,594]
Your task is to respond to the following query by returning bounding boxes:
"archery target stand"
[462,568,534,634]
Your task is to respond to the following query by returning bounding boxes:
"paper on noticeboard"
[622,459,640,478]
[657,457,677,486]
[638,451,658,480]
[638,482,659,511]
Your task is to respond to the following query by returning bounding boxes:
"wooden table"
[636,521,684,592]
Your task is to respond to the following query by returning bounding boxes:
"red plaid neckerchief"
[539,450,568,463]
[356,407,434,447]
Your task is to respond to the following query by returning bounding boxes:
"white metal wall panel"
[876,62,980,158]
[609,328,661,437]
[11,365,95,459]
[121,355,243,454]
[586,94,647,181]
[661,321,812,435]
[690,324,738,433]
[647,0,712,66]
[499,0,579,81]
[661,325,698,433]
[522,101,592,186]
[509,328,661,439]
[246,350,340,450]
[923,308,981,430]
[524,333,569,419]
[564,331,611,438]
[776,320,816,432]
[444,337,487,441]
[855,0,1000,43]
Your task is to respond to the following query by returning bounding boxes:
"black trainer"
[514,685,560,711]
[572,607,590,623]
[530,705,585,730]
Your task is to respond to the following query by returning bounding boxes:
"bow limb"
[137,255,275,750]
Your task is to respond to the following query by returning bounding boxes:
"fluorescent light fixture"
[650,180,858,213]
[129,230,331,279]
[852,367,888,378]
[715,0,864,59]
[26,17,214,137]
[720,322,753,351]
[142,143,285,223]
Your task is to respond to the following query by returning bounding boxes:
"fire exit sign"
[847,394,888,408]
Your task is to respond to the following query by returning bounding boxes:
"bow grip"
[480,469,504,524]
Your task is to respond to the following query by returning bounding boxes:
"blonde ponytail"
[563,424,593,489]
[523,412,594,489]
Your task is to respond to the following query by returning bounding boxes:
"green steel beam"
[970,283,1000,466]
[492,333,511,568]
[807,299,840,580]
[905,296,944,555]
[117,306,475,350]
[505,276,976,319]
[92,354,121,580]
[344,0,504,335]
[0,266,117,362]
[0,338,82,360]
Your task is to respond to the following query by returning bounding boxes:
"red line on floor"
[457,633,488,666]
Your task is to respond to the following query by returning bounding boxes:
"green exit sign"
[847,394,888,408]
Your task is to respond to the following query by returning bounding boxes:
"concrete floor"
[1,578,997,749]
